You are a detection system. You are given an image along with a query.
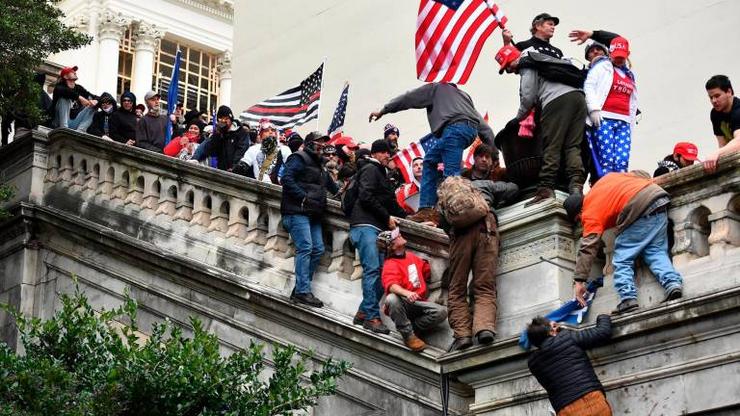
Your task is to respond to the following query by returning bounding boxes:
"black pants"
[539,91,587,188]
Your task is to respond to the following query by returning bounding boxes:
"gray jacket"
[516,52,583,120]
[380,83,495,146]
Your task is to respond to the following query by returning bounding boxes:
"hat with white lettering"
[609,36,630,59]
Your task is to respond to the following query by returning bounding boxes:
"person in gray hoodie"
[497,45,587,206]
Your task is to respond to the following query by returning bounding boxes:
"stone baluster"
[98,164,116,199]
[81,162,100,200]
[111,169,130,203]
[207,195,229,233]
[70,159,88,192]
[59,154,74,185]
[46,155,63,184]
[707,195,740,254]
[244,202,266,245]
[173,188,194,223]
[190,189,212,228]
[327,229,349,275]
[226,200,249,240]
[155,180,178,217]
[263,204,289,255]
[140,174,161,216]
[125,174,144,207]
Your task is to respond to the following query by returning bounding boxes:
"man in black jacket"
[109,91,138,145]
[503,13,563,59]
[281,131,338,307]
[201,105,249,171]
[51,66,98,131]
[87,93,117,139]
[349,139,407,334]
[526,314,613,415]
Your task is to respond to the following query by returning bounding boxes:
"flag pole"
[315,57,327,131]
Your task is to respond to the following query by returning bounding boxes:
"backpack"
[340,177,359,217]
[519,54,586,89]
[437,176,489,228]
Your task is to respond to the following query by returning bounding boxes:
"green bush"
[0,285,350,415]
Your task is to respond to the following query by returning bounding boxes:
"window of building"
[153,38,220,114]
[117,28,135,97]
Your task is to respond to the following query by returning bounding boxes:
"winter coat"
[109,91,138,143]
[527,314,612,412]
[280,149,337,217]
[203,121,250,171]
[135,111,169,153]
[349,158,407,230]
[87,92,117,137]
[584,58,638,127]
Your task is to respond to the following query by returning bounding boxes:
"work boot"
[363,318,391,334]
[613,298,639,314]
[663,286,683,302]
[407,207,440,226]
[475,329,496,345]
[447,336,473,352]
[353,311,366,325]
[524,187,555,207]
[290,292,324,308]
[403,333,427,352]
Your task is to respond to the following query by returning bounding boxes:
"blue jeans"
[350,226,384,319]
[282,214,325,295]
[419,123,477,208]
[54,98,95,132]
[613,211,682,301]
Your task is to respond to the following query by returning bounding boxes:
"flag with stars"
[240,63,323,128]
[416,0,507,84]
[327,82,349,139]
[392,133,439,184]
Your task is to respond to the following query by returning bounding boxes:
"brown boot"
[407,207,440,225]
[403,333,427,352]
[524,187,554,207]
[363,318,390,334]
[353,311,366,325]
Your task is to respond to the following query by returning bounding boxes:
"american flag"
[392,133,439,184]
[240,63,323,128]
[416,0,507,84]
[327,83,349,139]
[461,111,488,168]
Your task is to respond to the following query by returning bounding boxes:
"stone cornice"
[98,10,132,40]
[133,21,165,53]
[166,0,234,21]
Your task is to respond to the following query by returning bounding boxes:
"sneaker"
[290,292,324,308]
[353,311,366,326]
[475,329,496,345]
[363,318,390,334]
[524,187,555,207]
[447,336,473,352]
[407,207,440,226]
[403,334,427,352]
[663,287,683,303]
[613,298,639,314]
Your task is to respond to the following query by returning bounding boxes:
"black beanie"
[370,139,391,154]
[216,105,234,121]
[563,193,583,223]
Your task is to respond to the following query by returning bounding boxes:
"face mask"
[217,122,227,130]
[103,106,113,113]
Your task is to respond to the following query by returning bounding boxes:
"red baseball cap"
[609,37,630,59]
[59,66,79,78]
[332,135,359,149]
[673,142,699,161]
[495,45,521,74]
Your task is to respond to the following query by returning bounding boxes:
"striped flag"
[392,133,439,183]
[327,83,349,139]
[240,63,323,128]
[416,0,507,84]
[461,111,488,168]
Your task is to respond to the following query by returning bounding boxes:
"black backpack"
[519,53,586,89]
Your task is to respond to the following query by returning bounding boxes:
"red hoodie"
[381,251,431,299]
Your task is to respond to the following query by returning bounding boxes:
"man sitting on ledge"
[378,228,447,352]
[565,171,683,314]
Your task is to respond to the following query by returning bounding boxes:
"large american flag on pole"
[416,0,507,84]
[240,63,323,128]
[327,82,349,139]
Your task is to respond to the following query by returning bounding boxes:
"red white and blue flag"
[327,82,349,139]
[416,0,507,84]
[240,63,323,128]
[392,133,438,184]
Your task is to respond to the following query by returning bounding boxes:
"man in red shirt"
[566,171,683,314]
[378,229,447,352]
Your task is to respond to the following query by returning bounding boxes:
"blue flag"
[165,49,182,144]
[518,277,604,351]
[327,83,349,137]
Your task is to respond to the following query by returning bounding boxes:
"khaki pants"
[447,213,499,339]
[558,391,612,416]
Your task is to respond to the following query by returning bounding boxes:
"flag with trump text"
[416,0,507,84]
[240,63,323,128]
[327,83,349,139]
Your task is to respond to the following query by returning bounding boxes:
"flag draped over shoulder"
[327,83,349,139]
[392,133,438,184]
[416,0,507,85]
[240,63,323,128]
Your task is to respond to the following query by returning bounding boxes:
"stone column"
[217,51,233,106]
[131,22,164,101]
[96,11,131,95]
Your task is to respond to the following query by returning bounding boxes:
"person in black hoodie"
[109,91,138,145]
[349,139,407,335]
[526,314,613,415]
[281,131,338,308]
[51,66,98,131]
[200,105,249,171]
[87,92,117,139]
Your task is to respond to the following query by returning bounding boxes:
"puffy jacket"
[528,315,612,412]
[203,121,250,171]
[349,158,407,230]
[280,149,336,217]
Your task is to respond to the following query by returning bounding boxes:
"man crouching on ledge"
[377,228,447,352]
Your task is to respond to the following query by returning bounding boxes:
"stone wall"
[1,129,739,415]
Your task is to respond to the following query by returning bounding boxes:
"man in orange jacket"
[378,228,447,352]
[566,171,683,314]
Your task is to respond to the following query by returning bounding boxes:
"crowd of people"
[2,10,739,416]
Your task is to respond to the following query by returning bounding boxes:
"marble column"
[217,51,233,107]
[131,22,164,102]
[97,11,131,96]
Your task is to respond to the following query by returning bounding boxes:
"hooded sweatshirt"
[87,92,118,137]
[109,91,138,143]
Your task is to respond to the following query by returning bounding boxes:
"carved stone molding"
[167,0,234,21]
[133,22,165,53]
[98,10,132,41]
[498,235,576,273]
[217,50,232,78]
